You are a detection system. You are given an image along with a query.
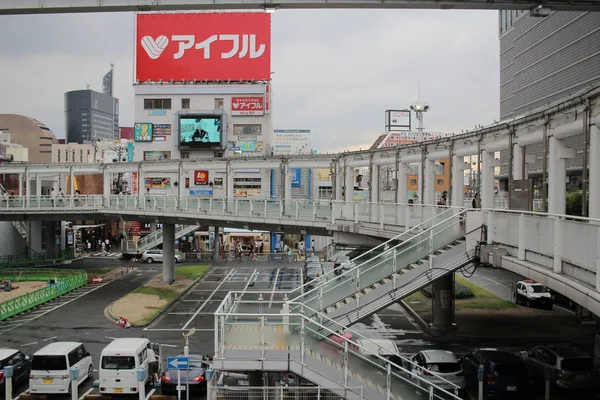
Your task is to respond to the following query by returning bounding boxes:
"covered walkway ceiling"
[1,0,599,14]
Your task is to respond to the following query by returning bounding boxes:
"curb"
[105,268,212,328]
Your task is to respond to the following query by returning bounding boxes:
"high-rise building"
[498,11,600,190]
[65,90,119,144]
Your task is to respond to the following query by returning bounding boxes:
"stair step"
[372,282,381,289]
[382,277,392,284]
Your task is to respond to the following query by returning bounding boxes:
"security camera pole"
[182,328,196,400]
[410,102,431,202]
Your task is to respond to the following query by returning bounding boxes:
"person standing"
[472,193,481,208]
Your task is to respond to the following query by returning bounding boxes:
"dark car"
[519,345,598,393]
[0,349,32,389]
[161,355,210,395]
[461,349,532,399]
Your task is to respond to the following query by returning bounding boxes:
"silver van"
[141,249,183,264]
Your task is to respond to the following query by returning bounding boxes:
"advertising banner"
[233,124,262,136]
[291,168,302,187]
[132,172,138,194]
[144,151,171,161]
[154,124,172,135]
[127,142,134,162]
[231,97,265,116]
[136,12,271,82]
[134,123,153,142]
[194,170,209,185]
[145,177,171,189]
[190,188,213,196]
[385,110,411,132]
[132,221,141,236]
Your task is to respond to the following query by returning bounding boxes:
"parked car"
[0,349,32,389]
[515,280,553,309]
[519,345,598,393]
[161,354,210,395]
[141,249,183,264]
[407,350,467,393]
[461,349,532,399]
[30,342,93,394]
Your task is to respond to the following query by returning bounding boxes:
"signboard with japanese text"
[132,172,138,194]
[134,123,153,142]
[145,177,171,189]
[291,168,301,187]
[154,124,172,135]
[385,110,411,132]
[136,12,271,82]
[144,151,171,161]
[190,188,213,196]
[233,124,262,136]
[194,170,209,185]
[231,97,264,116]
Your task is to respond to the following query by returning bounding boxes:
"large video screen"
[179,115,222,149]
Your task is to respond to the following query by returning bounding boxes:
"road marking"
[14,388,30,400]
[43,336,58,341]
[182,268,234,330]
[146,389,156,399]
[144,328,213,332]
[105,336,118,340]
[80,388,94,400]
[21,341,38,346]
[269,268,281,307]
[0,282,110,336]
[103,329,116,332]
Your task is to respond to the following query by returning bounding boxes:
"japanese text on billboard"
[194,170,209,185]
[134,123,153,142]
[231,97,264,116]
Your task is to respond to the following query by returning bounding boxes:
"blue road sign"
[167,356,189,370]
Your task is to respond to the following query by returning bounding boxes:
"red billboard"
[231,97,264,116]
[136,12,271,82]
[194,170,209,185]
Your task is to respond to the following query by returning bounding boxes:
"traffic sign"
[167,356,189,370]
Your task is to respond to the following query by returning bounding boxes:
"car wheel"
[87,365,93,380]
[147,257,154,264]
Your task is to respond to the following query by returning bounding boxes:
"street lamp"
[409,102,431,202]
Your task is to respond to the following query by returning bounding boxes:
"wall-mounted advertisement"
[194,170,209,185]
[273,144,291,154]
[234,189,262,198]
[231,97,264,116]
[190,188,213,196]
[132,172,138,194]
[145,177,171,189]
[134,123,154,142]
[238,136,264,152]
[214,178,223,186]
[154,124,172,135]
[385,110,411,132]
[179,115,222,149]
[154,136,166,141]
[233,124,262,136]
[127,142,134,162]
[291,168,302,187]
[144,151,171,161]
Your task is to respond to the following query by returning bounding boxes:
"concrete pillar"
[18,173,23,196]
[431,273,454,333]
[103,168,111,205]
[370,164,379,203]
[335,162,343,201]
[162,223,175,282]
[25,169,30,207]
[481,151,495,209]
[214,226,220,256]
[28,221,43,254]
[69,168,75,207]
[451,155,464,207]
[226,163,234,198]
[345,166,354,202]
[60,221,66,251]
[396,162,408,203]
[424,159,435,206]
[548,137,568,215]
[45,221,57,259]
[35,175,42,196]
[283,163,292,201]
[512,144,524,181]
[589,123,600,219]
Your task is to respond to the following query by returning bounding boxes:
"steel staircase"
[0,183,27,242]
[123,224,199,255]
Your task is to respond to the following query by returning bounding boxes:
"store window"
[181,98,190,109]
[214,98,224,110]
[410,179,417,185]
[180,151,190,159]
[143,99,172,110]
[437,179,444,185]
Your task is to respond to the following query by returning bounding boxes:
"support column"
[370,164,379,203]
[25,168,30,207]
[344,165,354,202]
[481,151,495,209]
[225,162,234,198]
[431,274,454,334]
[589,121,600,219]
[28,221,42,254]
[283,162,292,201]
[18,173,23,196]
[423,159,435,206]
[395,161,408,203]
[69,168,75,207]
[162,223,175,283]
[451,155,464,207]
[512,144,524,181]
[334,162,343,201]
[548,137,571,215]
[214,226,220,257]
[35,175,42,196]
[103,168,111,205]
[45,221,57,259]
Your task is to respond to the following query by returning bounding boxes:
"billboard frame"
[385,109,411,132]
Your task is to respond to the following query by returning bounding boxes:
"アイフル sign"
[231,97,264,116]
[136,12,271,82]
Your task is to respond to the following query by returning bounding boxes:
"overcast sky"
[0,9,499,152]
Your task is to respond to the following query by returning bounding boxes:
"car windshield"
[427,362,461,373]
[561,358,593,371]
[32,355,67,371]
[102,356,136,370]
[529,284,547,293]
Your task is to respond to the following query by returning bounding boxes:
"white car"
[408,350,467,393]
[515,280,553,309]
[140,249,183,264]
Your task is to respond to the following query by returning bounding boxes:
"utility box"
[479,244,493,265]
[493,247,508,268]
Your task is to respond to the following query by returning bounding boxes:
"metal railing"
[0,268,87,321]
[214,296,462,400]
[208,385,364,400]
[121,224,199,254]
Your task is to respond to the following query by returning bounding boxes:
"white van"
[30,342,93,394]
[99,338,160,395]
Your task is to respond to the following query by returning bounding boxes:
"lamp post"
[410,102,431,202]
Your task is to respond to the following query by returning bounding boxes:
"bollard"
[544,367,554,400]
[70,366,79,400]
[4,365,13,400]
[136,368,148,400]
[477,365,484,400]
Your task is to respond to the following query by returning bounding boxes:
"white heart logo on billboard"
[232,103,239,109]
[141,36,169,59]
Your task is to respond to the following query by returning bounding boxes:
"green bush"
[420,281,474,299]
[566,191,588,217]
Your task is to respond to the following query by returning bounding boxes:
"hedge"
[420,281,474,299]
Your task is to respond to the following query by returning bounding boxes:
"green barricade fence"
[0,269,88,321]
[0,248,75,268]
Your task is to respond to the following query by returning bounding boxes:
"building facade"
[65,90,119,144]
[498,10,600,191]
[0,114,58,163]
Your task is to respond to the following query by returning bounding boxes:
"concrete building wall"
[0,114,58,163]
[0,222,27,256]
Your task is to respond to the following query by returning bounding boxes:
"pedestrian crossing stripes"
[90,251,122,257]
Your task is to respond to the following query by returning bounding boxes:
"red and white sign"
[231,97,264,116]
[132,172,138,194]
[194,170,209,185]
[265,85,271,114]
[136,13,271,82]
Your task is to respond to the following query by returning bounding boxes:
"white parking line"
[146,389,156,399]
[144,328,213,332]
[21,341,38,347]
[80,388,94,400]
[43,336,58,341]
[182,268,235,330]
